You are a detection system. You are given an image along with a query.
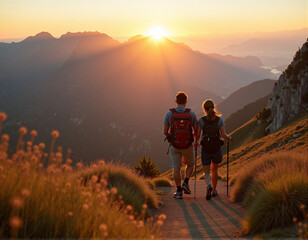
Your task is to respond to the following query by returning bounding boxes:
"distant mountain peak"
[60,31,111,40]
[24,32,55,42]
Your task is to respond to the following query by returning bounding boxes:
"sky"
[0,0,307,40]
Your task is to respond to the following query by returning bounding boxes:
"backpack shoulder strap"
[214,116,220,123]
[185,108,191,113]
[170,108,176,114]
[201,116,208,125]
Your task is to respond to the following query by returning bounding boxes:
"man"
[163,91,198,199]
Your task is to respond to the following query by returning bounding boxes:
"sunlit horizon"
[1,0,307,40]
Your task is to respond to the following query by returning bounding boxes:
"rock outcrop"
[269,40,308,132]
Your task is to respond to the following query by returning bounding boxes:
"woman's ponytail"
[202,99,221,119]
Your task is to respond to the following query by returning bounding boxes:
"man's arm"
[163,125,170,137]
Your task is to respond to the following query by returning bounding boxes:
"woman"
[195,99,231,200]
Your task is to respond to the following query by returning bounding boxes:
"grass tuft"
[242,174,308,234]
[232,151,308,235]
[152,177,172,187]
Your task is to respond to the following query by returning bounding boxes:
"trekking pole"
[194,148,197,199]
[227,141,230,197]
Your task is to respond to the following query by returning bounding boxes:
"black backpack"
[201,116,224,153]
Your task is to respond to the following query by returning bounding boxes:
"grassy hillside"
[224,94,271,133]
[0,114,165,238]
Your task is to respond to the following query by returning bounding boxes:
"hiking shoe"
[173,191,183,199]
[182,182,191,194]
[211,190,217,197]
[206,184,213,200]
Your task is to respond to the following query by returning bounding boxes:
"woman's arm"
[220,126,231,142]
[194,126,202,148]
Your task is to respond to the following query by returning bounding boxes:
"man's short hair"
[176,91,188,104]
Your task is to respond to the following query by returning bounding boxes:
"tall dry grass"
[230,151,308,235]
[0,113,164,238]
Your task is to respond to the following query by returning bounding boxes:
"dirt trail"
[157,180,245,239]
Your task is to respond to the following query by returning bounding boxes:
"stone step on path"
[157,180,246,239]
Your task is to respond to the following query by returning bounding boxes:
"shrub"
[242,174,308,234]
[134,154,161,179]
[293,59,305,76]
[242,155,307,206]
[256,108,271,121]
[80,161,159,213]
[231,151,308,234]
[153,177,172,187]
[231,151,306,203]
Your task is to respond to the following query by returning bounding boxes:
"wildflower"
[158,214,167,220]
[51,130,60,138]
[99,223,108,232]
[39,143,46,149]
[98,160,105,166]
[33,145,39,151]
[76,162,83,169]
[30,130,38,137]
[126,205,133,211]
[293,217,297,222]
[1,134,9,142]
[110,187,118,195]
[10,197,24,209]
[0,165,3,172]
[156,220,164,226]
[66,183,71,188]
[137,220,144,228]
[91,175,98,183]
[150,235,155,239]
[56,152,62,158]
[0,112,7,121]
[142,204,148,209]
[66,158,72,165]
[300,204,305,210]
[8,216,23,229]
[100,179,108,188]
[19,126,27,135]
[68,211,73,217]
[31,156,38,164]
[21,188,31,198]
[128,215,134,221]
[298,222,302,227]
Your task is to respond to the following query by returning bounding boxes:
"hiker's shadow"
[175,199,223,239]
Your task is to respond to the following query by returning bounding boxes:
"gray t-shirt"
[163,107,198,127]
[198,116,225,129]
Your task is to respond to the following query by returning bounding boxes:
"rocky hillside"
[269,40,308,132]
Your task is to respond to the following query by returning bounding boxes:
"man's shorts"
[201,147,223,166]
[169,145,194,169]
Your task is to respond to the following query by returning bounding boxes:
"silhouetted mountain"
[0,32,274,170]
[216,79,276,119]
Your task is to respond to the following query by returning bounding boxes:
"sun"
[147,26,168,40]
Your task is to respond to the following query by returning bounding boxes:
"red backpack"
[169,108,193,149]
